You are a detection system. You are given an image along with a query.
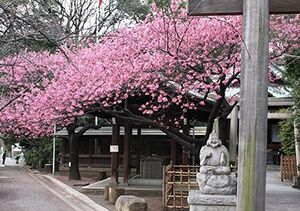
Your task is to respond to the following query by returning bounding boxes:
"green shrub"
[23,137,62,169]
[279,117,295,155]
[24,147,43,168]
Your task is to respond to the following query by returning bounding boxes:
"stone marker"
[115,195,147,211]
[109,186,125,204]
[44,164,52,173]
[104,185,110,201]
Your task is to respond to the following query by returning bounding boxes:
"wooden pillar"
[88,139,92,167]
[136,127,141,175]
[182,117,189,165]
[61,139,66,165]
[237,0,269,210]
[229,105,238,163]
[111,118,119,185]
[294,113,300,176]
[123,125,132,184]
[170,138,177,164]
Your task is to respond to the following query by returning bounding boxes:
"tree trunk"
[69,134,81,180]
[204,98,225,141]
[219,115,229,148]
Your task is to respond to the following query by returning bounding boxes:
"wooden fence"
[281,155,297,181]
[163,163,200,210]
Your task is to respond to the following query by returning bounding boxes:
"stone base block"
[109,186,125,204]
[188,190,236,211]
[197,172,237,195]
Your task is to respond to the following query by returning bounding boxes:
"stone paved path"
[266,170,300,211]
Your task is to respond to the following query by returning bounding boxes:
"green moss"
[241,129,257,210]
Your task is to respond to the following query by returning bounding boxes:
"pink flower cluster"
[0,1,299,137]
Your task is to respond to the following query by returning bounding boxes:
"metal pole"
[52,125,57,174]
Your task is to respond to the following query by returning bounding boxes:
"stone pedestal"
[197,171,237,195]
[188,190,236,211]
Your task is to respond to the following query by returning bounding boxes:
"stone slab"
[188,190,236,205]
[189,205,236,211]
[188,191,236,211]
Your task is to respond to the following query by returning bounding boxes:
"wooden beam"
[294,117,300,176]
[171,138,177,164]
[88,139,92,167]
[111,123,119,185]
[237,0,269,210]
[182,119,189,165]
[188,0,300,16]
[229,105,238,163]
[136,127,141,175]
[123,125,132,184]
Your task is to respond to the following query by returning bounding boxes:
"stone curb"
[21,165,109,211]
[43,175,109,211]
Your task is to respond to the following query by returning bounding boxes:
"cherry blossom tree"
[0,1,299,179]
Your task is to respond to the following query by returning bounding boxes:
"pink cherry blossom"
[0,1,299,137]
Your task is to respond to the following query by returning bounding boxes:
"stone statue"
[200,131,229,166]
[197,130,236,195]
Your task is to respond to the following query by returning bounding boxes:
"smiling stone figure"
[197,130,236,195]
[200,130,229,167]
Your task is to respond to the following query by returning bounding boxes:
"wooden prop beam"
[111,123,120,185]
[171,138,177,164]
[237,0,269,209]
[123,125,132,184]
[136,127,141,175]
[188,0,300,16]
[182,119,189,165]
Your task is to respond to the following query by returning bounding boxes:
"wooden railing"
[163,163,200,210]
[281,155,297,181]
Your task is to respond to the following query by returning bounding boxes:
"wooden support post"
[136,127,141,175]
[61,139,66,166]
[294,114,300,176]
[123,125,132,184]
[237,0,269,210]
[188,0,300,16]
[229,105,238,163]
[171,138,177,164]
[188,1,299,210]
[88,139,92,167]
[182,117,189,165]
[111,118,119,185]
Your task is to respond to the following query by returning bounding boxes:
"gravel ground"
[52,174,164,211]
